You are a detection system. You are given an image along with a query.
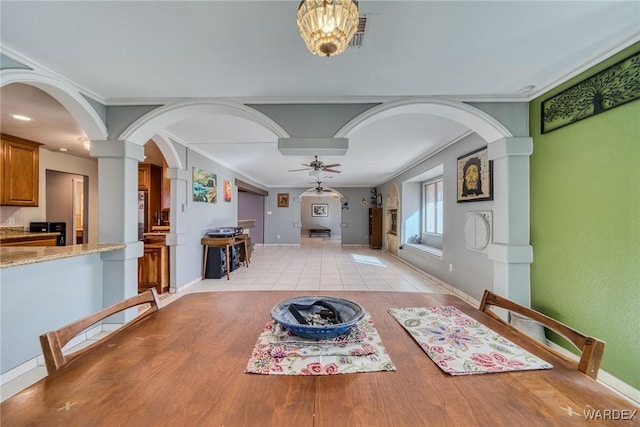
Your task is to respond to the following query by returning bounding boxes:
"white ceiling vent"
[348,17,367,48]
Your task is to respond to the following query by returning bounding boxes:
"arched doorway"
[118,100,289,291]
[297,185,344,243]
[335,98,531,303]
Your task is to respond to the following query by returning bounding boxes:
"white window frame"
[421,178,443,249]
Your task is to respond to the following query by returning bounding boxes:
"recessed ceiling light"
[11,114,32,121]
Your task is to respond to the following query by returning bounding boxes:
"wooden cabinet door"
[369,208,382,249]
[162,160,171,211]
[138,164,150,190]
[1,134,40,207]
[138,244,168,294]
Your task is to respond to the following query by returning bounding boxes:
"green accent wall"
[529,43,640,389]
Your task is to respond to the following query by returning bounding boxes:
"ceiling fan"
[288,155,341,174]
[312,181,333,193]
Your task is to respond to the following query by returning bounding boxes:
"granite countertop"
[0,230,60,242]
[0,243,127,269]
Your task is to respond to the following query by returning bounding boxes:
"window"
[422,178,443,248]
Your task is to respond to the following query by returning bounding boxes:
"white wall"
[1,253,104,373]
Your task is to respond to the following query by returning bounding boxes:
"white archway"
[149,132,183,170]
[336,97,531,305]
[119,99,289,145]
[297,186,344,243]
[0,69,107,140]
[117,100,290,292]
[335,97,512,142]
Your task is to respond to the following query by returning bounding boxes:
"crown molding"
[0,45,106,105]
[528,34,640,100]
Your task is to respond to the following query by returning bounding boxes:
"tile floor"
[1,236,450,402]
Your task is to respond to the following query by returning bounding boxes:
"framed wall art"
[311,203,328,217]
[541,51,640,133]
[192,167,217,203]
[277,193,289,208]
[457,147,493,203]
[224,180,231,202]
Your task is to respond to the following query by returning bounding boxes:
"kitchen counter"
[0,227,60,243]
[0,243,127,268]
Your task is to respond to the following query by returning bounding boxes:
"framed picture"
[192,167,217,203]
[312,203,328,217]
[224,180,231,202]
[277,193,289,208]
[457,147,493,203]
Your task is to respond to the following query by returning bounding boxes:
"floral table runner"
[388,306,553,375]
[245,313,396,375]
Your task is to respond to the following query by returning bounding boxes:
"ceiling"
[1,1,638,189]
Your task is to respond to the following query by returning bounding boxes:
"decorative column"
[165,167,190,292]
[487,137,534,306]
[91,140,144,321]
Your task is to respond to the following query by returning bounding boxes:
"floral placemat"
[245,313,396,375]
[388,306,553,375]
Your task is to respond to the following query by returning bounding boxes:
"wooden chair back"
[40,288,161,374]
[479,290,605,379]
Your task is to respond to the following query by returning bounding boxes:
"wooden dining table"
[2,291,638,426]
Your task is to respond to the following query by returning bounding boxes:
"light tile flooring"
[1,236,450,402]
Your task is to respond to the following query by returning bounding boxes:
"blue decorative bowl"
[270,296,365,340]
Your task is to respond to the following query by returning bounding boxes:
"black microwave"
[29,222,66,246]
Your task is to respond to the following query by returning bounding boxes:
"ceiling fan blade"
[288,168,311,172]
[323,163,341,168]
[323,169,341,173]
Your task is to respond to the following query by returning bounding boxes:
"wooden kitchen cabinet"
[0,235,58,247]
[138,163,163,231]
[1,134,41,207]
[138,243,169,294]
[138,164,150,190]
[368,207,382,249]
[162,159,171,211]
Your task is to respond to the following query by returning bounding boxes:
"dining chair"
[39,288,161,374]
[479,290,605,379]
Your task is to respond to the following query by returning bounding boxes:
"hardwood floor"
[1,236,451,401]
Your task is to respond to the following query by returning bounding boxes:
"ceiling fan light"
[297,0,359,57]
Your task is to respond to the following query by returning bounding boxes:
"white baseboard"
[0,357,40,385]
[2,324,112,386]
[175,276,202,293]
[546,341,640,405]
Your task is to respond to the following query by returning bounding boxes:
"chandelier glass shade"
[297,0,359,57]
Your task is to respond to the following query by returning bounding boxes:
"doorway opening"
[299,187,343,243]
[46,170,89,245]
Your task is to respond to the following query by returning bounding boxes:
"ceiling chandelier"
[297,0,359,57]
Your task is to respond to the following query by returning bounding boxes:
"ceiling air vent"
[348,16,367,48]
